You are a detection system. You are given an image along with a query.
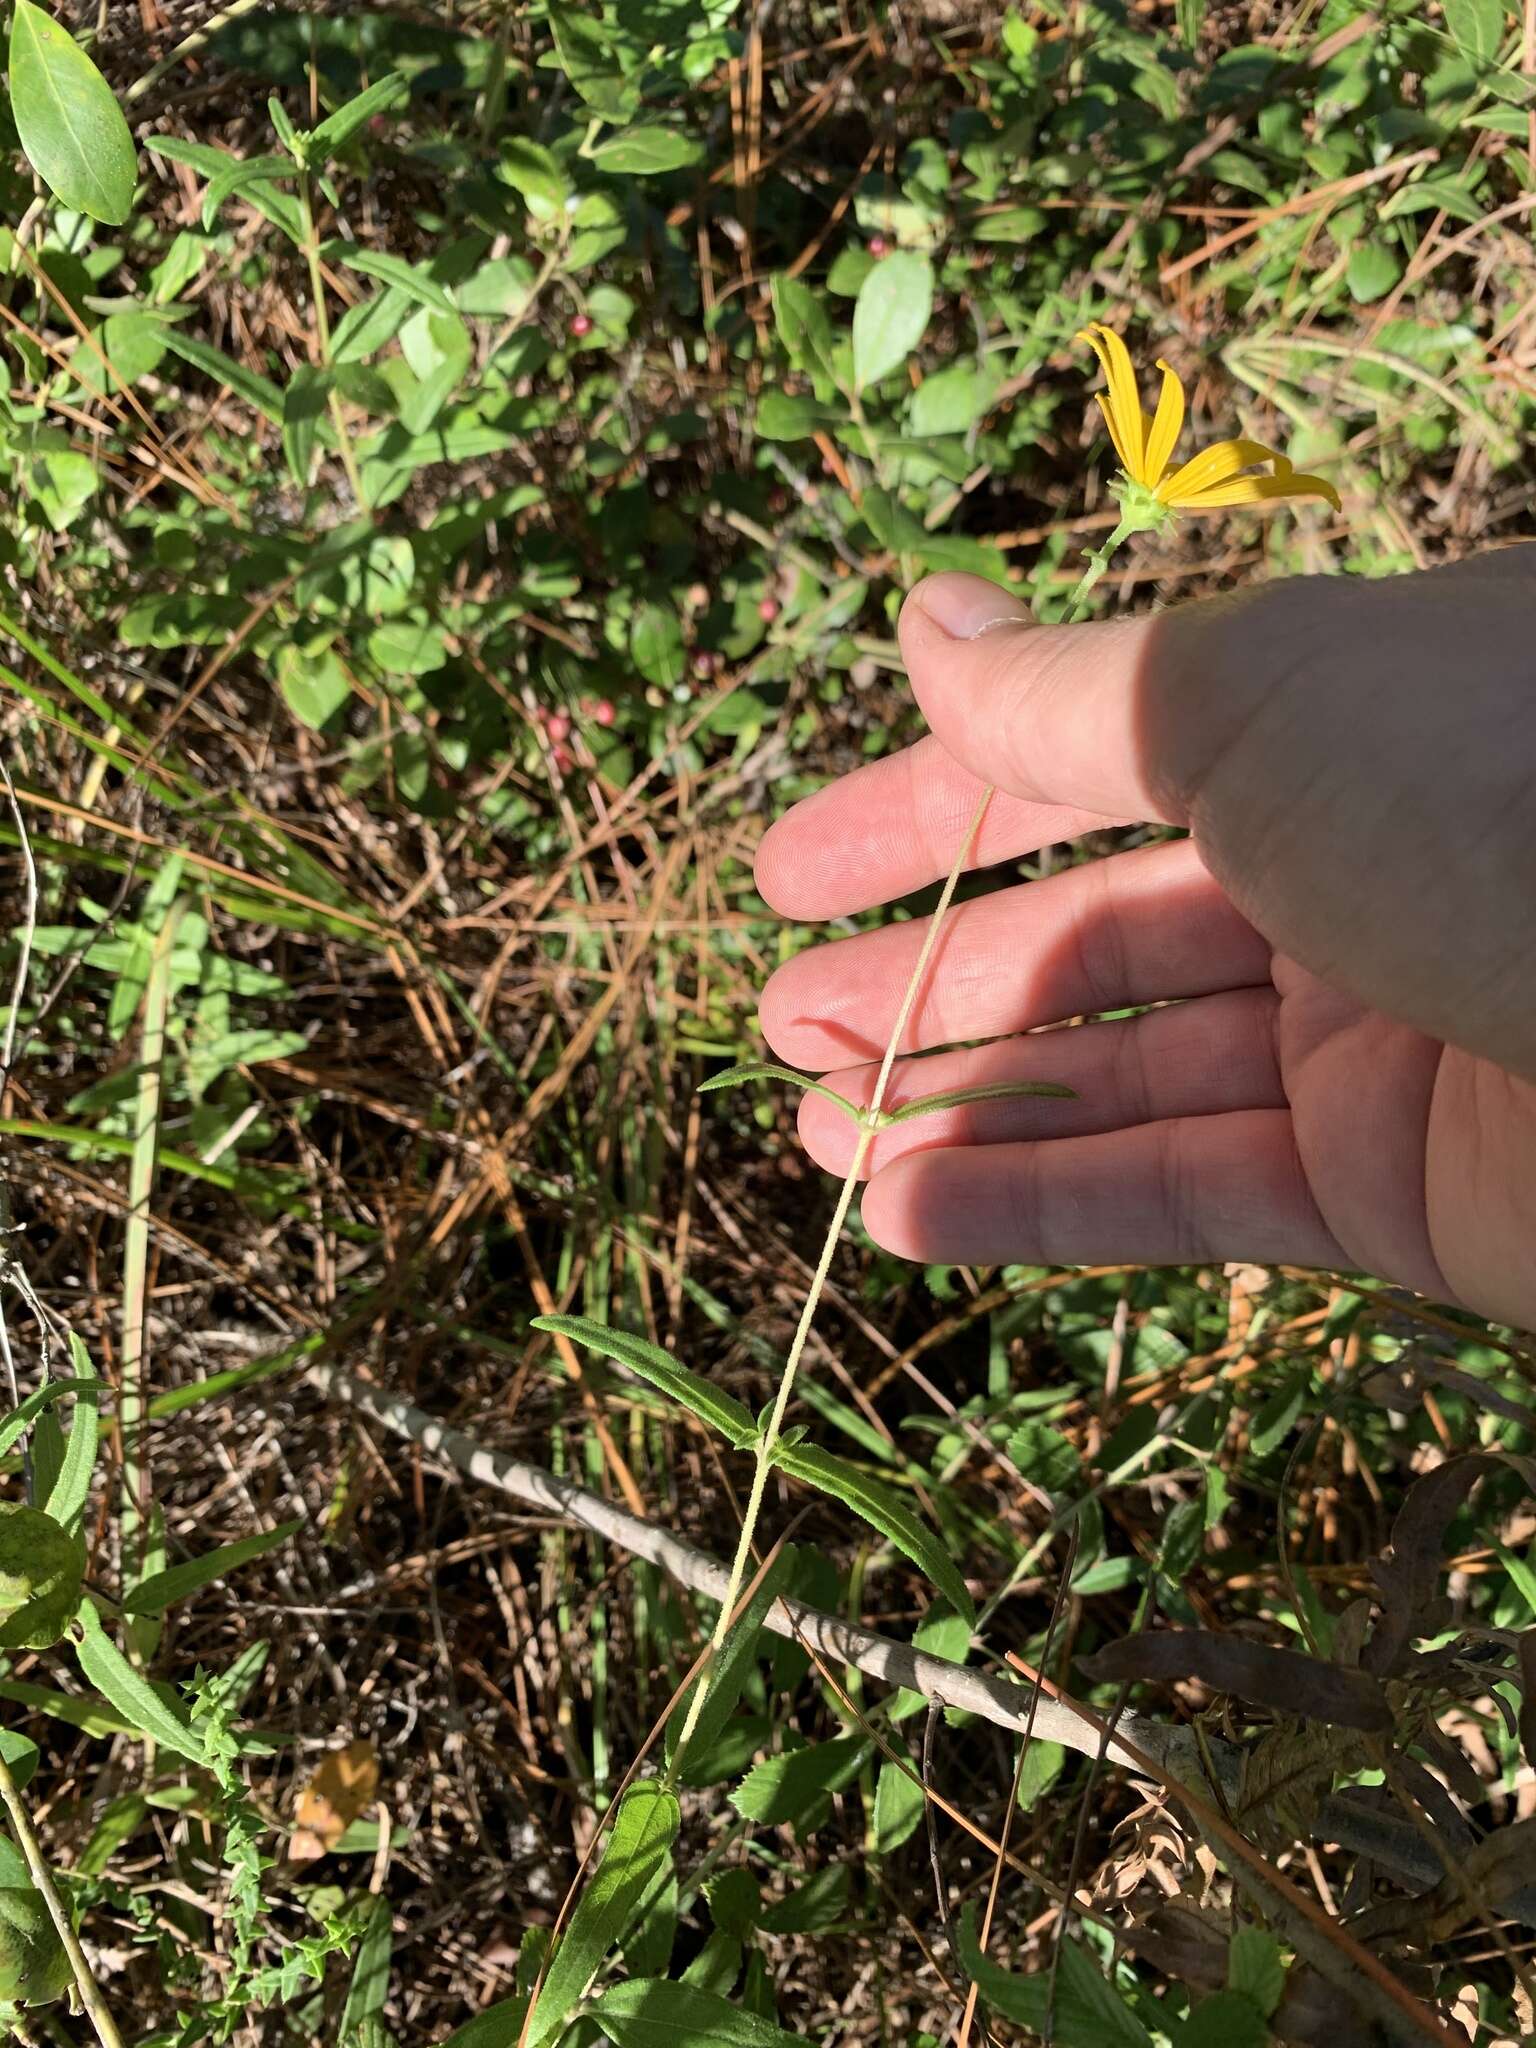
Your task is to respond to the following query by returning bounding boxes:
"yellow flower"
[1077,322,1341,520]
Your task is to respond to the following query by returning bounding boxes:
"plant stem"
[668,537,1128,1778]
[0,1748,123,2048]
[295,170,366,510]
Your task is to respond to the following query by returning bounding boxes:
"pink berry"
[592,698,616,727]
[545,710,571,743]
[693,651,721,678]
[868,234,888,257]
[757,597,780,623]
[569,313,593,338]
[551,742,573,772]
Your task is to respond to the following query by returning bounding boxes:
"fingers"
[859,1109,1346,1271]
[755,732,1117,920]
[759,838,1270,1069]
[897,574,1188,823]
[797,987,1286,1175]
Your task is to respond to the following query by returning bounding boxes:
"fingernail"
[913,572,1033,641]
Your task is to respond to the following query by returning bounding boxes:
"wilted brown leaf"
[289,1738,379,1862]
[1365,1452,1536,1678]
[1083,1628,1394,1733]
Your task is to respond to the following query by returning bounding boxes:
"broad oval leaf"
[851,251,933,394]
[525,1782,679,2048]
[591,123,705,175]
[730,1735,870,1828]
[533,1314,757,1449]
[774,1442,975,1623]
[9,0,136,225]
[591,1978,811,2047]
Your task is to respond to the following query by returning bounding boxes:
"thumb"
[896,572,1190,826]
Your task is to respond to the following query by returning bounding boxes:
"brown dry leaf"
[1083,1628,1394,1732]
[288,1738,379,1863]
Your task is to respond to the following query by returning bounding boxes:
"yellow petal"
[1174,470,1342,514]
[1093,392,1137,476]
[1142,360,1186,484]
[1157,437,1287,504]
[1078,323,1147,480]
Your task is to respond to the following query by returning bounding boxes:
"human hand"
[754,549,1536,1330]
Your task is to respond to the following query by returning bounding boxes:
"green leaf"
[668,1546,799,1784]
[1248,1367,1309,1458]
[1007,1420,1081,1497]
[883,1078,1075,1125]
[275,640,352,730]
[698,1062,863,1122]
[368,618,450,675]
[757,1862,849,1935]
[956,1908,1153,2046]
[0,1375,94,1465]
[308,72,409,160]
[201,152,291,232]
[730,1736,870,1828]
[500,137,569,213]
[1346,240,1402,306]
[756,391,843,441]
[771,274,838,388]
[162,331,285,424]
[591,124,705,175]
[42,1334,99,1534]
[547,2,642,119]
[851,251,933,393]
[591,1979,809,2047]
[777,1442,975,1622]
[1017,1738,1066,1813]
[1442,0,1505,66]
[630,603,686,688]
[1228,1926,1284,2017]
[1176,1991,1269,2048]
[282,365,332,487]
[9,0,137,225]
[341,1893,393,2035]
[122,1518,302,1616]
[873,1755,925,1853]
[531,1315,757,1449]
[1158,1495,1205,1582]
[321,243,455,315]
[0,1730,39,1792]
[70,1599,203,1762]
[525,1782,679,2048]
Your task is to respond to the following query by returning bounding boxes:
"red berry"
[868,234,888,257]
[592,698,616,727]
[551,742,573,773]
[693,651,721,678]
[757,597,780,623]
[569,313,593,338]
[545,710,571,743]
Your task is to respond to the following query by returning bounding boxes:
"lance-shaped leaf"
[882,1078,1077,1126]
[698,1062,863,1123]
[532,1315,757,1449]
[774,1442,974,1623]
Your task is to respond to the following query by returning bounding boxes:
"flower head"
[1077,322,1341,529]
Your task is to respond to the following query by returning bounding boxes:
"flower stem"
[669,539,1128,1780]
[0,1747,123,2048]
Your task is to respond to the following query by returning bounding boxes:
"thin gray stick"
[310,1361,1226,1787]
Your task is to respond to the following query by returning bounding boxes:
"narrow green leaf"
[1228,1926,1285,2018]
[851,251,933,393]
[524,1782,679,2048]
[70,1599,203,1762]
[9,0,136,225]
[200,152,291,232]
[340,1892,393,2034]
[0,1376,93,1464]
[873,1754,925,1853]
[121,1518,302,1616]
[0,1731,39,1792]
[282,365,332,487]
[42,1333,99,1534]
[667,1547,798,1784]
[956,1907,1153,2045]
[883,1078,1076,1125]
[308,73,409,160]
[320,243,455,315]
[591,1978,810,2047]
[697,1062,863,1123]
[532,1315,757,1449]
[775,1442,975,1623]
[161,331,285,424]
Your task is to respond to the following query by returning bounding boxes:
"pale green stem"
[295,171,366,510]
[0,1747,123,2048]
[668,534,1129,1780]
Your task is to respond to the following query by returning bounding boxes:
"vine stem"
[667,547,1123,1780]
[0,1748,124,2048]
